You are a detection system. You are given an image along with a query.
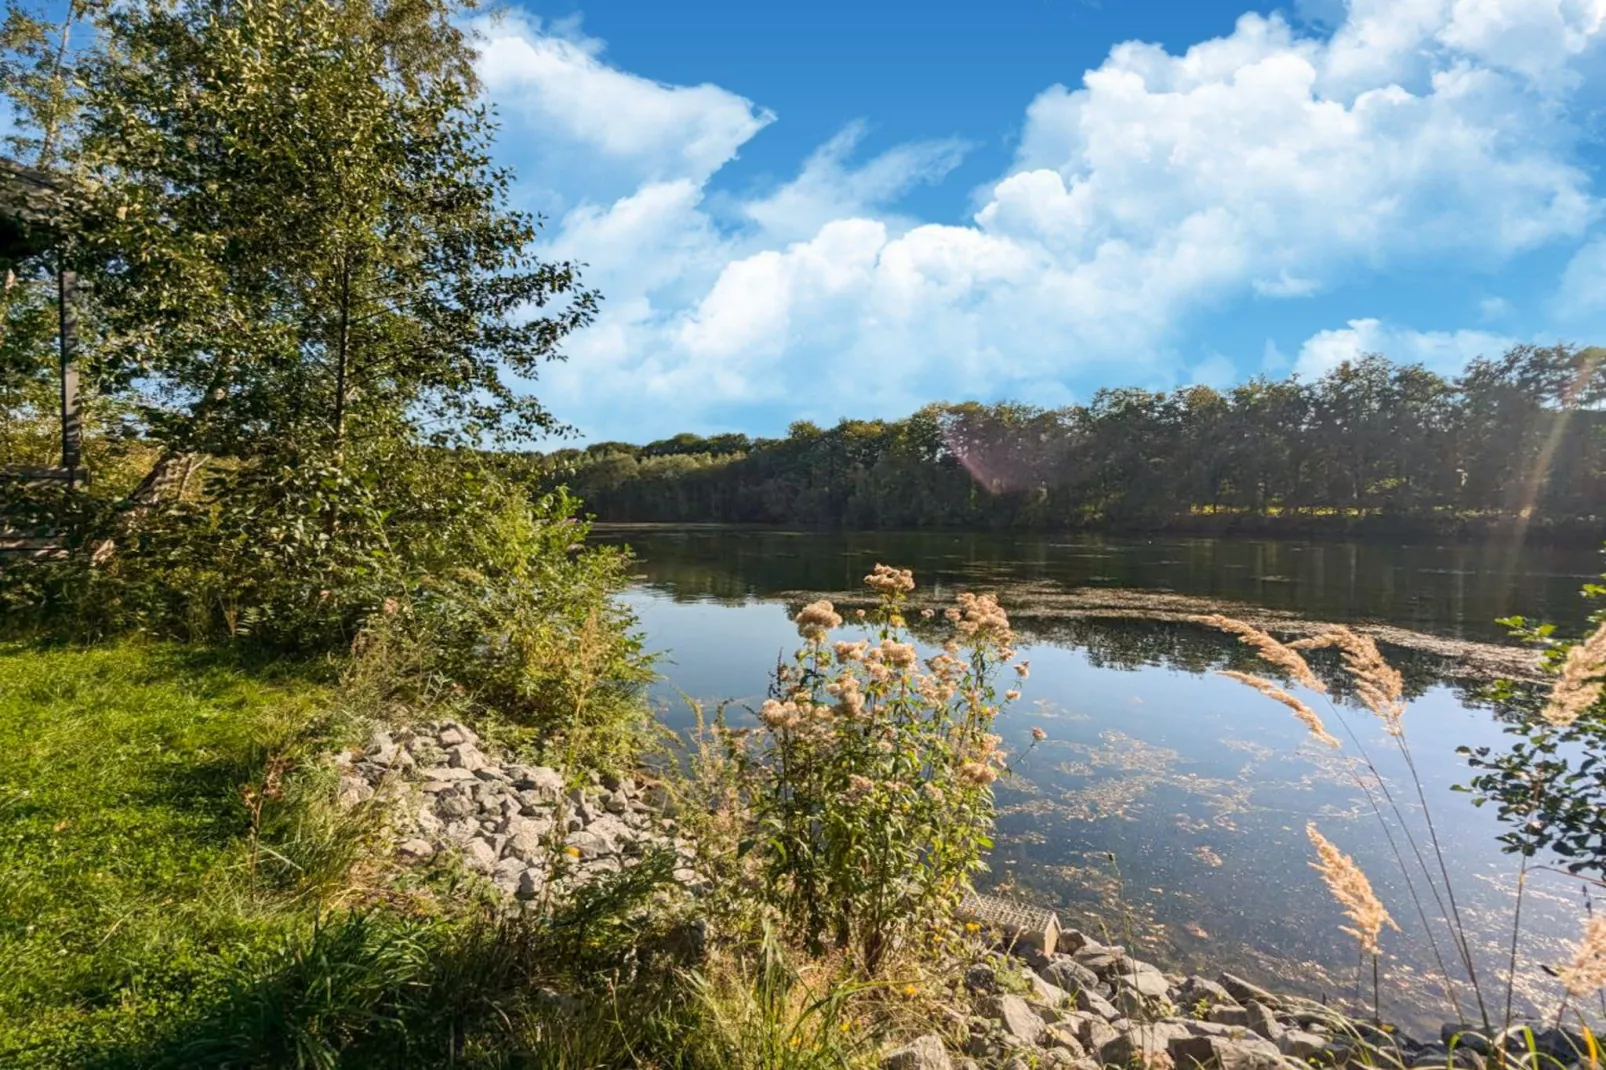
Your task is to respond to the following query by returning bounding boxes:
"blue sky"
[472,0,1606,443]
[9,0,1606,442]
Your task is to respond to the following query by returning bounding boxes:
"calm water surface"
[595,527,1606,1028]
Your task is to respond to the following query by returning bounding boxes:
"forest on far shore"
[529,346,1606,538]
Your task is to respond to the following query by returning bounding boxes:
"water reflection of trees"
[598,527,1601,641]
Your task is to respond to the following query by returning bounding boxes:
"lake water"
[594,526,1606,1029]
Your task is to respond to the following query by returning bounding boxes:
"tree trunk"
[332,257,351,450]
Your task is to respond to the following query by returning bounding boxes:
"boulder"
[882,1034,953,1070]
[1439,1025,1491,1055]
[1115,965,1172,1000]
[365,731,399,766]
[1043,956,1101,993]
[1170,1034,1285,1070]
[1246,1002,1283,1043]
[1219,974,1280,1009]
[1072,1012,1122,1053]
[1177,976,1236,1010]
[336,775,373,809]
[446,743,486,771]
[463,837,498,874]
[397,838,434,859]
[1027,969,1071,1009]
[991,995,1046,1046]
[1045,1024,1085,1054]
[1074,947,1124,975]
[1278,1030,1329,1061]
[1074,986,1120,1021]
[1102,1021,1193,1067]
[511,765,565,795]
[437,721,478,747]
[564,829,612,860]
[1207,1005,1252,1028]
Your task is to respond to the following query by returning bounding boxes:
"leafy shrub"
[1461,571,1606,876]
[0,443,652,764]
[715,564,1027,972]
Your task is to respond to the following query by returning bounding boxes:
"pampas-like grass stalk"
[1307,823,1400,956]
[1543,621,1606,728]
[1193,614,1326,693]
[1218,670,1341,749]
[1559,915,1606,999]
[1292,627,1405,736]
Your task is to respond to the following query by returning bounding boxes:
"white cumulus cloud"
[1294,318,1518,379]
[481,1,1606,441]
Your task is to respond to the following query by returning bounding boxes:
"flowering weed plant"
[722,564,1027,973]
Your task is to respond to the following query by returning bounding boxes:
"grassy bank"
[0,640,872,1068]
[0,642,564,1068]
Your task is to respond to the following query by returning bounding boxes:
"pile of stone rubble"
[885,928,1592,1070]
[332,719,696,906]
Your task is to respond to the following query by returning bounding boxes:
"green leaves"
[37,0,595,460]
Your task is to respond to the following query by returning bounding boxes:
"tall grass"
[1202,614,1606,1043]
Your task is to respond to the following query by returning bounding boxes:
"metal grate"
[959,890,1062,953]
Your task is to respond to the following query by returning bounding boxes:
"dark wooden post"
[57,254,81,486]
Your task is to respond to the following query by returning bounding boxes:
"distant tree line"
[528,346,1606,536]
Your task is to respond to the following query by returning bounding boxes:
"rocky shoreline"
[332,723,1588,1070]
[332,720,696,906]
[893,926,1592,1070]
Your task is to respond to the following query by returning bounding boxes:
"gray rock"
[1207,1005,1253,1028]
[1073,947,1124,975]
[1279,1030,1329,1060]
[517,790,554,812]
[416,806,442,836]
[397,838,434,859]
[1102,1021,1192,1066]
[516,868,545,900]
[603,790,629,814]
[336,775,374,808]
[447,743,486,772]
[1057,930,1097,954]
[463,837,498,873]
[1074,986,1120,1021]
[1044,1024,1085,1055]
[564,829,612,860]
[1186,1021,1252,1038]
[1170,1034,1285,1070]
[640,782,672,810]
[365,731,399,766]
[1028,970,1071,1009]
[443,818,477,844]
[1246,1002,1283,1042]
[510,765,565,794]
[1044,956,1101,993]
[436,791,476,819]
[882,1034,953,1070]
[421,765,476,782]
[1439,1025,1491,1055]
[438,721,478,747]
[1219,974,1280,1009]
[1115,965,1172,1000]
[992,994,1046,1045]
[1071,1012,1122,1053]
[1177,976,1236,1010]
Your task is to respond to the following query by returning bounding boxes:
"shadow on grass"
[72,910,695,1070]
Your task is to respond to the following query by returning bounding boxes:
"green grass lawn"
[0,640,344,1066]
